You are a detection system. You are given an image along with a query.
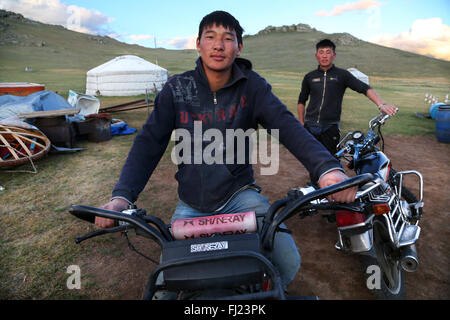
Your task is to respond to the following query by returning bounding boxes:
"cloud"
[316,0,382,16]
[369,18,450,61]
[125,34,156,47]
[0,0,114,35]
[129,34,154,41]
[168,35,197,49]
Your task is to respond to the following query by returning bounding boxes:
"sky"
[1,0,449,60]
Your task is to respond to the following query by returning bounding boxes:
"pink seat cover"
[171,211,257,240]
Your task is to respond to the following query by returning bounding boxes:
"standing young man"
[298,39,398,155]
[96,12,357,292]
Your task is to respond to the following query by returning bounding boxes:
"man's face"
[315,46,336,69]
[196,23,243,74]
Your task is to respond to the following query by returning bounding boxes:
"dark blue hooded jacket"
[112,57,342,212]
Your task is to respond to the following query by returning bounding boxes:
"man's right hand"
[95,198,130,228]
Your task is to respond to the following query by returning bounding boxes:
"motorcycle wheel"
[360,220,405,300]
[359,168,419,299]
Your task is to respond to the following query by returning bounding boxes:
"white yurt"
[347,67,370,86]
[86,55,169,96]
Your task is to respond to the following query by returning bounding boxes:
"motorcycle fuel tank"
[355,151,390,180]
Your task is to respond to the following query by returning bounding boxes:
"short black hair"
[316,39,336,52]
[198,11,244,45]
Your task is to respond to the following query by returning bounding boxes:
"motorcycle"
[69,173,377,300]
[299,112,424,299]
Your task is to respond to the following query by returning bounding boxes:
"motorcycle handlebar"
[369,110,397,129]
[288,173,375,215]
[261,173,376,251]
[71,173,376,252]
[335,147,347,158]
[69,205,169,247]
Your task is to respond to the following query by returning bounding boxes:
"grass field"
[0,10,449,299]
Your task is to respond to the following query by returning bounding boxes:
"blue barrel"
[436,105,450,143]
[430,103,445,119]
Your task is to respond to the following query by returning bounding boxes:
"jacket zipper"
[212,91,218,125]
[199,91,218,210]
[214,182,257,212]
[317,71,327,123]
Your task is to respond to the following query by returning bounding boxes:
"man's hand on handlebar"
[318,170,358,203]
[379,104,398,117]
[95,198,130,228]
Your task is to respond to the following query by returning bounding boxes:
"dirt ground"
[81,134,450,300]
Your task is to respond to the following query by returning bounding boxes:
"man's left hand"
[318,170,358,203]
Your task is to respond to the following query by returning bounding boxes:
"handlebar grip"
[69,206,96,223]
[335,148,345,158]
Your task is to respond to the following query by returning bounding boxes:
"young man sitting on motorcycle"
[95,10,357,293]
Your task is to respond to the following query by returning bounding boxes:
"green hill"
[242,24,450,78]
[0,10,197,93]
[1,9,449,95]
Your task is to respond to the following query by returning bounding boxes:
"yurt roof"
[347,67,368,77]
[347,67,369,85]
[87,55,167,76]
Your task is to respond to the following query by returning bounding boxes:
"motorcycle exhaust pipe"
[400,244,419,272]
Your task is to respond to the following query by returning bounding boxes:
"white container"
[68,90,100,116]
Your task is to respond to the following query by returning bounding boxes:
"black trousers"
[305,123,340,156]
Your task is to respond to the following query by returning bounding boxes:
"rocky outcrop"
[0,9,109,47]
[0,10,24,20]
[330,32,361,46]
[0,10,45,46]
[257,23,315,35]
[88,36,108,45]
[255,22,361,46]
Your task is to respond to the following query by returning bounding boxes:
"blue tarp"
[0,90,74,121]
[111,120,137,136]
[0,90,137,137]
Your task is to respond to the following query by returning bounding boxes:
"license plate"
[190,241,229,253]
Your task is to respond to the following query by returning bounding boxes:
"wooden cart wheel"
[0,124,51,168]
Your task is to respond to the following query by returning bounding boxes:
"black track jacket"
[298,65,371,124]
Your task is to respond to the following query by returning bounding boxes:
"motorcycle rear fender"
[337,214,375,253]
